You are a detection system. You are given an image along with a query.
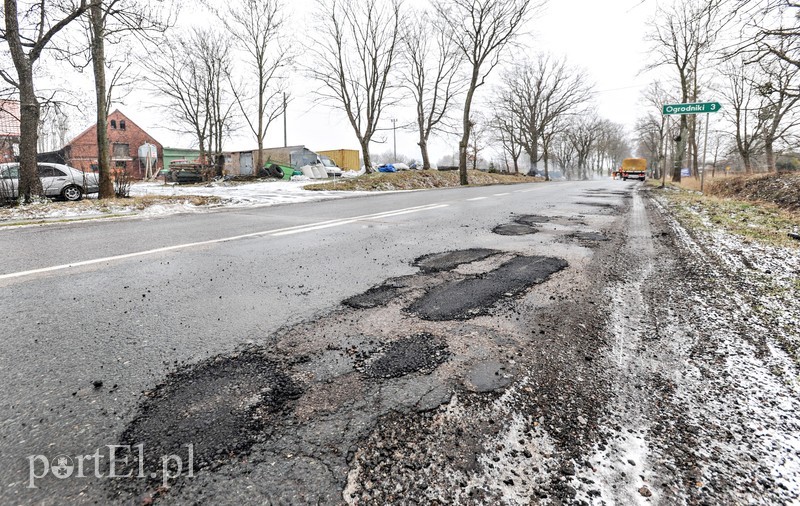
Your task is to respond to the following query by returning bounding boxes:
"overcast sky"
[109,0,660,163]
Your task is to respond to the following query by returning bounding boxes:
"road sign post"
[661,101,722,192]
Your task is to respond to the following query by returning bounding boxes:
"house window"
[119,120,126,130]
[110,120,117,129]
[112,143,129,158]
[115,161,127,169]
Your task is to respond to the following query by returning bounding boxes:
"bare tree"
[218,0,292,174]
[81,0,173,196]
[150,28,235,175]
[308,0,402,173]
[500,54,593,180]
[646,0,724,182]
[1,0,89,202]
[753,49,800,171]
[435,0,541,185]
[490,103,523,173]
[401,8,463,170]
[566,111,601,180]
[721,60,767,173]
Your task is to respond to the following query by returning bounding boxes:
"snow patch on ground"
[129,180,366,207]
[652,193,800,503]
[0,180,369,223]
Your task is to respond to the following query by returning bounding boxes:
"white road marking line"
[271,204,449,236]
[467,197,488,201]
[493,192,511,196]
[0,203,449,281]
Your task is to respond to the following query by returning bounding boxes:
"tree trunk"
[542,143,550,181]
[17,79,43,202]
[673,115,687,182]
[419,138,430,170]
[764,139,775,172]
[459,73,479,186]
[361,140,373,174]
[90,0,114,198]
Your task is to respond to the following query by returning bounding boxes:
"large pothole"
[342,283,401,308]
[115,350,303,488]
[408,255,568,321]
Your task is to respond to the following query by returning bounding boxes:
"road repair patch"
[342,283,401,309]
[492,223,539,235]
[414,249,498,273]
[116,349,302,489]
[359,333,450,379]
[408,255,568,321]
[514,214,552,226]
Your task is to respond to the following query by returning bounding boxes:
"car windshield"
[319,157,336,167]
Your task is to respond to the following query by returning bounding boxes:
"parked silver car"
[0,162,99,201]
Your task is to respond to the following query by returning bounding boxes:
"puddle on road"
[408,255,568,321]
[414,249,499,273]
[492,223,540,236]
[116,350,302,487]
[360,333,450,379]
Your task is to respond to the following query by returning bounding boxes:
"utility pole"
[283,92,288,148]
[391,118,397,160]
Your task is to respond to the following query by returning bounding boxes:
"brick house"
[62,110,163,178]
[0,100,20,163]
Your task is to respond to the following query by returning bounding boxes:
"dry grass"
[305,169,536,191]
[652,172,800,248]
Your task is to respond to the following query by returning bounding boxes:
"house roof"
[66,109,161,148]
[0,100,20,137]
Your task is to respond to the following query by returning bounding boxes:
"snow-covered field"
[0,179,368,223]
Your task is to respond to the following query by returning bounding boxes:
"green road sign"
[662,102,722,115]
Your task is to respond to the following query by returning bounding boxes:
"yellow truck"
[615,158,646,181]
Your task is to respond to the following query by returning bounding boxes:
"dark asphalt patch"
[408,255,568,321]
[572,232,609,241]
[116,350,302,488]
[342,283,401,308]
[576,201,618,208]
[362,333,450,379]
[414,248,498,273]
[492,223,539,235]
[514,214,552,225]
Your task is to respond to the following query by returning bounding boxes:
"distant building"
[52,110,163,178]
[0,100,20,163]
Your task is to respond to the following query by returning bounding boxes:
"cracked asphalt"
[1,180,797,505]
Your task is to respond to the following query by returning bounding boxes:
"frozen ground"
[0,179,367,223]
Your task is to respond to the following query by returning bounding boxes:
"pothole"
[572,232,609,242]
[116,350,303,487]
[492,223,539,235]
[414,248,499,273]
[514,214,552,226]
[359,333,450,379]
[576,201,618,208]
[342,283,401,309]
[408,255,568,321]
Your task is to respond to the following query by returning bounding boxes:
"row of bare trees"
[640,0,799,180]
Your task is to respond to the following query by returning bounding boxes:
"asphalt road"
[2,179,796,505]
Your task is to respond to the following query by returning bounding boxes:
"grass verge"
[649,180,799,249]
[304,169,536,191]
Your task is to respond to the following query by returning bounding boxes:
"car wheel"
[62,185,83,201]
